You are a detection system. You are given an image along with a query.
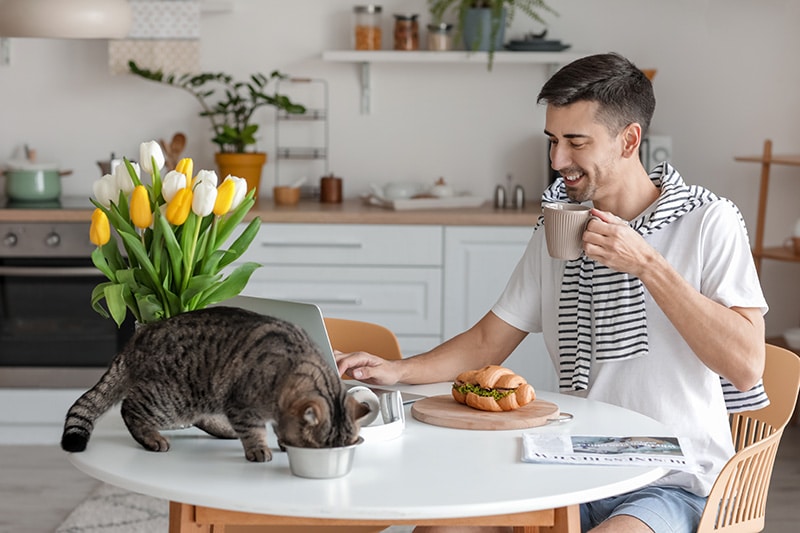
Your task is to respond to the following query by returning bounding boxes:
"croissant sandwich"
[451,365,536,412]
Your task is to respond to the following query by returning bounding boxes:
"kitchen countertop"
[0,197,542,226]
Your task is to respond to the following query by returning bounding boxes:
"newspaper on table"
[522,434,697,471]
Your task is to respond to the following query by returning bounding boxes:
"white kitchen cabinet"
[443,226,558,392]
[238,223,444,353]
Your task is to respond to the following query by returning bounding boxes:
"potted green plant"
[128,61,306,196]
[428,0,557,69]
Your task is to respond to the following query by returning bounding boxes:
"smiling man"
[337,53,768,533]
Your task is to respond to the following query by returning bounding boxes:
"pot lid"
[5,159,60,171]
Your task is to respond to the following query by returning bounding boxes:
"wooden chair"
[696,344,800,532]
[323,316,403,361]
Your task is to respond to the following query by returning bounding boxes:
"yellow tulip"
[130,185,153,229]
[166,187,193,225]
[213,178,236,216]
[89,208,110,246]
[175,158,193,183]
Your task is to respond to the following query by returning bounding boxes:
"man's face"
[544,101,623,205]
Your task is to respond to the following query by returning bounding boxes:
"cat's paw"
[140,434,170,452]
[245,447,272,462]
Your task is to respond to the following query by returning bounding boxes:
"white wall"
[1,0,798,335]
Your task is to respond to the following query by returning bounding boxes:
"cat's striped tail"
[60,358,128,452]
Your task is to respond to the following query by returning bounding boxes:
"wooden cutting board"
[411,394,560,430]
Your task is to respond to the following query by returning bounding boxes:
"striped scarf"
[543,162,769,413]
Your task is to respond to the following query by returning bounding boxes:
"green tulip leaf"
[104,283,129,328]
[195,262,261,308]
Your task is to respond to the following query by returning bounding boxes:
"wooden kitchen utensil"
[411,394,559,430]
[159,132,187,171]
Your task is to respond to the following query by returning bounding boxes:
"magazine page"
[521,434,697,471]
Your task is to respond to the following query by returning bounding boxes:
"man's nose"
[549,144,570,170]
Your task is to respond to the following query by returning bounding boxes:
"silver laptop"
[221,295,426,404]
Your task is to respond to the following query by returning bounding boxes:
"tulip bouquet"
[89,140,261,326]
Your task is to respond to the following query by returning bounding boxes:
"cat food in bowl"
[284,437,364,479]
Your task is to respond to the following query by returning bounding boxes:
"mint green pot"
[4,168,69,201]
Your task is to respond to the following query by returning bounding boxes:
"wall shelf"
[734,139,800,272]
[321,50,586,114]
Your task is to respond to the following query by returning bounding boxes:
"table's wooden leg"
[170,501,226,533]
[535,505,580,533]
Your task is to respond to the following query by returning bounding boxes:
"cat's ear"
[348,395,372,423]
[301,400,324,426]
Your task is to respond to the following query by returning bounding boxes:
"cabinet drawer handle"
[0,266,100,277]
[287,297,363,306]
[260,242,364,249]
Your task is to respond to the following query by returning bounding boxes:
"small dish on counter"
[363,194,485,211]
[272,186,301,206]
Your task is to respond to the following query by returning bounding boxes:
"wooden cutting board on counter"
[411,394,559,430]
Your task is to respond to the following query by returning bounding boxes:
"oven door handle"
[0,266,102,277]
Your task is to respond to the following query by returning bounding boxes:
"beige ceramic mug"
[543,202,592,260]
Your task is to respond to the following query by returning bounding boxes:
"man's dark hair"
[537,52,655,137]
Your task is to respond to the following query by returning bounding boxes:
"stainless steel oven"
[0,216,134,388]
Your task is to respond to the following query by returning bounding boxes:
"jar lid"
[427,22,453,31]
[393,13,419,20]
[354,5,382,13]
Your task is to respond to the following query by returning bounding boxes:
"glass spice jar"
[353,5,382,50]
[427,22,453,51]
[393,14,419,51]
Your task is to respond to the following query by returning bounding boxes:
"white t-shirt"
[492,199,768,496]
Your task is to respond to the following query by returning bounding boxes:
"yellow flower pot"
[215,152,267,198]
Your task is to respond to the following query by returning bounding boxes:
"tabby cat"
[61,307,369,462]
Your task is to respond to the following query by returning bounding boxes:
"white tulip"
[223,175,248,210]
[192,179,217,217]
[193,169,218,188]
[162,170,188,202]
[114,161,139,195]
[139,140,165,175]
[92,174,119,208]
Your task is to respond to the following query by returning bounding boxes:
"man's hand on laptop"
[335,351,400,385]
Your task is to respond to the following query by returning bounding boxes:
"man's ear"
[620,122,643,159]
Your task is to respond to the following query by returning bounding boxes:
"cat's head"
[275,391,371,449]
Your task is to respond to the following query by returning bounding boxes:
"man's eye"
[570,142,586,149]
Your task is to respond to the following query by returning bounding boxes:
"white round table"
[67,386,671,531]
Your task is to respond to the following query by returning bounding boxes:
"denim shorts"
[580,486,707,533]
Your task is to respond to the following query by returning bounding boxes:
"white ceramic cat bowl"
[284,437,364,479]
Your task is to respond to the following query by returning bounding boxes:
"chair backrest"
[323,317,403,361]
[697,344,800,532]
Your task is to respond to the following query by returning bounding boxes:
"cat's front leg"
[227,410,272,462]
[120,398,170,452]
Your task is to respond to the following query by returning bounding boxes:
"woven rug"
[55,483,168,532]
[56,483,415,532]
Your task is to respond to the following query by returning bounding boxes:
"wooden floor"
[0,424,797,533]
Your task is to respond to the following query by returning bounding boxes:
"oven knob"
[3,232,17,247]
[45,232,61,247]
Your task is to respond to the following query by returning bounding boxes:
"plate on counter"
[364,195,486,211]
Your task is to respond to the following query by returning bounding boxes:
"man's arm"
[584,209,765,391]
[336,311,528,385]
